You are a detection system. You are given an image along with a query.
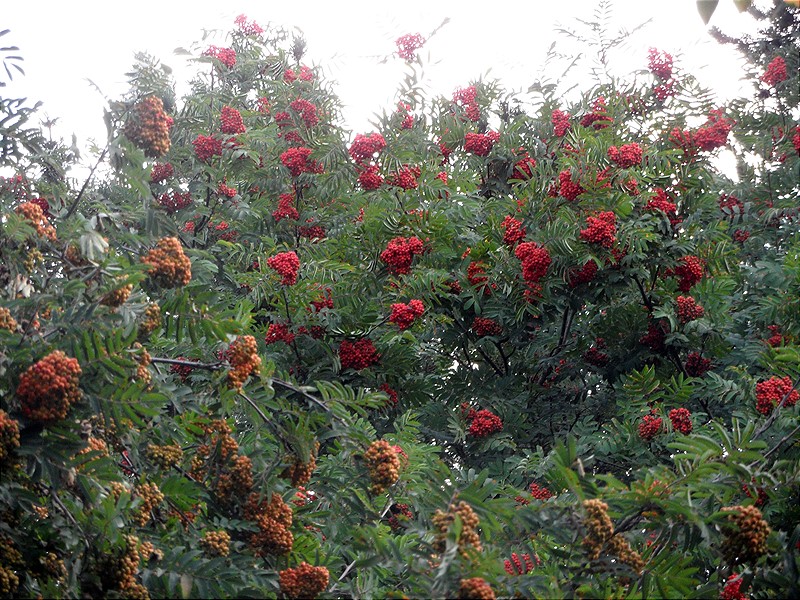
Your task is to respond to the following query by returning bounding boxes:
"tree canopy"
[0,2,798,598]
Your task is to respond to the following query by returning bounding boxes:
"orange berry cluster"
[226,335,261,388]
[281,441,320,486]
[16,350,82,423]
[432,501,482,556]
[145,443,183,469]
[15,201,57,241]
[189,419,240,480]
[0,535,22,596]
[247,492,294,556]
[0,410,20,464]
[101,279,133,308]
[720,505,770,564]
[133,482,164,526]
[364,439,400,494]
[581,499,644,573]
[123,96,173,157]
[76,436,110,468]
[97,534,142,594]
[278,562,330,599]
[139,303,162,338]
[64,243,88,266]
[216,454,254,506]
[0,307,17,332]
[200,529,231,557]
[142,237,192,288]
[458,577,496,600]
[135,346,152,386]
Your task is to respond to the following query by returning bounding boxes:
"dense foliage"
[1,2,798,598]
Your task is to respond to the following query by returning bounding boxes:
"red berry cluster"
[149,162,173,183]
[719,194,744,216]
[349,133,387,164]
[645,188,678,216]
[290,98,319,128]
[557,169,585,201]
[501,215,525,247]
[267,251,301,285]
[192,134,223,163]
[280,147,322,176]
[380,236,424,275]
[453,85,480,122]
[387,502,413,531]
[654,79,677,102]
[733,229,750,243]
[284,65,314,82]
[29,196,53,217]
[584,338,610,367]
[123,96,173,157]
[157,191,192,213]
[720,573,747,600]
[220,105,245,135]
[504,552,537,575]
[467,408,503,437]
[515,241,551,284]
[357,165,384,190]
[761,56,787,87]
[685,352,712,377]
[765,325,787,348]
[217,181,236,198]
[648,47,673,80]
[464,131,500,156]
[265,323,295,345]
[608,143,643,168]
[379,383,398,406]
[511,149,536,180]
[273,193,299,222]
[529,482,554,500]
[299,223,325,240]
[309,287,334,312]
[793,126,800,155]
[279,562,329,600]
[396,33,425,61]
[466,260,495,295]
[552,109,571,136]
[472,317,502,338]
[580,96,612,129]
[742,481,768,508]
[234,14,263,36]
[202,46,236,69]
[458,577,496,600]
[16,350,82,423]
[387,165,420,190]
[640,320,668,352]
[143,237,192,288]
[673,255,704,292]
[695,108,734,151]
[668,407,693,434]
[339,338,381,370]
[396,102,414,129]
[389,299,424,330]
[580,211,617,248]
[677,295,705,324]
[638,413,662,441]
[755,375,799,415]
[364,439,401,494]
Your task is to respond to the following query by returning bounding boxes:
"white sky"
[3,0,759,153]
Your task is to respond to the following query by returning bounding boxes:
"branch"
[763,423,800,460]
[150,357,223,370]
[64,146,108,220]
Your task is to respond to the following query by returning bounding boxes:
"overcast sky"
[3,0,759,152]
